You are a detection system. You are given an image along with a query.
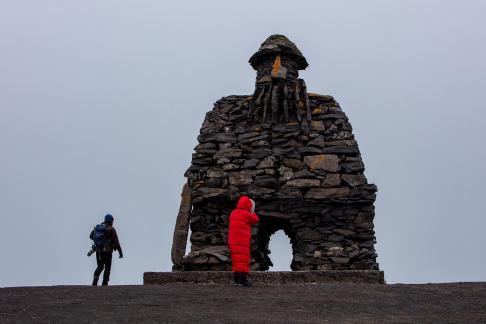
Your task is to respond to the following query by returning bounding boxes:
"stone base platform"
[143,270,385,285]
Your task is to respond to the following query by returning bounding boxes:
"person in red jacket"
[228,195,259,286]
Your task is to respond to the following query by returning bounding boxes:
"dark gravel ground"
[1,282,486,323]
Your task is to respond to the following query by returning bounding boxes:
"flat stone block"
[143,270,385,285]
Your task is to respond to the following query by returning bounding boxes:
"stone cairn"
[171,35,380,272]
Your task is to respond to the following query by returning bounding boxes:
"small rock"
[206,177,223,188]
[304,187,350,199]
[304,154,340,172]
[341,161,364,173]
[317,264,332,270]
[298,146,323,154]
[198,132,237,144]
[206,170,226,178]
[278,165,294,182]
[284,179,321,188]
[229,170,255,186]
[248,147,273,159]
[327,246,345,257]
[254,175,279,189]
[322,146,359,154]
[294,169,317,178]
[333,228,356,236]
[328,234,345,242]
[222,163,239,170]
[298,231,322,240]
[257,155,278,169]
[237,132,260,143]
[213,148,242,159]
[321,174,341,187]
[330,257,350,264]
[283,158,303,170]
[342,174,365,186]
[310,120,325,131]
[355,212,374,230]
[264,168,276,175]
[242,158,259,169]
[307,135,326,148]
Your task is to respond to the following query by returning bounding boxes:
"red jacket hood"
[236,196,252,212]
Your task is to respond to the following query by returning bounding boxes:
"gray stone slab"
[143,270,385,285]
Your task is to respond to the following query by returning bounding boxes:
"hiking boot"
[240,274,252,287]
[233,272,242,286]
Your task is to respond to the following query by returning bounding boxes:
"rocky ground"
[1,283,486,323]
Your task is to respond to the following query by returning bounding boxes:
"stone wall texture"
[173,35,380,273]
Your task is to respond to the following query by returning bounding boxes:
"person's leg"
[233,272,241,285]
[231,251,240,285]
[101,252,113,286]
[240,273,252,287]
[92,250,104,286]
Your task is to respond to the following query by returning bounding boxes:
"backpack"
[92,223,107,247]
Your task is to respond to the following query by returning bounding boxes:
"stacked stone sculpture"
[172,35,380,272]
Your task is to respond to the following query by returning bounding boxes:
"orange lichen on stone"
[271,55,281,77]
[308,155,327,170]
[304,154,340,173]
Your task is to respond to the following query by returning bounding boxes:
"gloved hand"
[119,251,123,259]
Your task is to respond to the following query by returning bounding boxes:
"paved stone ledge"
[143,270,385,285]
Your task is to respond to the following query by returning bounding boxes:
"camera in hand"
[87,244,96,257]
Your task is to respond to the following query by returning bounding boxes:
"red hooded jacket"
[228,196,259,273]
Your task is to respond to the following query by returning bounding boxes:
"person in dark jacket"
[90,214,123,286]
[228,196,259,287]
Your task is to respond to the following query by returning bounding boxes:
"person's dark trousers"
[239,273,252,287]
[233,272,252,286]
[92,250,113,286]
[233,272,241,285]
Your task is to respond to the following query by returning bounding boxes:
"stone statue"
[171,35,380,274]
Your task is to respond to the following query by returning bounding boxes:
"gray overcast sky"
[1,0,485,287]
